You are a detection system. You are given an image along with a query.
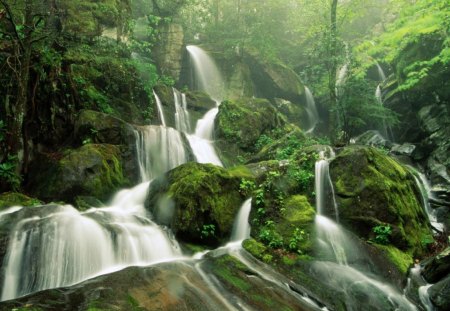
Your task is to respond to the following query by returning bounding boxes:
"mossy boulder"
[75,109,135,146]
[226,62,255,100]
[146,162,252,245]
[215,97,284,165]
[0,192,42,209]
[329,146,432,258]
[243,49,304,102]
[27,144,128,204]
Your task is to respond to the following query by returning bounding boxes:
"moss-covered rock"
[215,97,284,165]
[330,146,432,258]
[243,49,304,102]
[28,144,128,204]
[75,109,135,146]
[0,192,42,209]
[147,162,252,245]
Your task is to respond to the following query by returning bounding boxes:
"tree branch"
[0,0,25,51]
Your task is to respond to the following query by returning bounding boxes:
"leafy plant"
[201,224,216,239]
[372,225,392,245]
[239,178,256,196]
[0,155,22,190]
[288,227,306,254]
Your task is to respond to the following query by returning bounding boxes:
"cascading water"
[173,88,191,133]
[185,45,224,166]
[134,125,189,182]
[376,62,386,81]
[0,182,182,301]
[0,125,191,301]
[153,90,167,127]
[304,86,319,133]
[313,150,418,310]
[407,167,444,232]
[230,198,252,242]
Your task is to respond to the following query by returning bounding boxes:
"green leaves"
[372,225,392,245]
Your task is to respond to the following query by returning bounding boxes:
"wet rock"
[330,146,432,263]
[27,144,129,204]
[429,274,450,311]
[153,23,184,81]
[75,109,135,146]
[226,62,254,99]
[350,130,392,149]
[0,192,42,209]
[215,97,284,165]
[146,162,251,246]
[422,247,450,283]
[391,143,416,156]
[274,98,307,126]
[243,49,304,102]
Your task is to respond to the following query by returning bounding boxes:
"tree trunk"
[328,0,339,142]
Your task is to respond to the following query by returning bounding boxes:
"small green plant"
[0,155,22,190]
[373,224,392,245]
[239,178,256,196]
[0,120,5,142]
[259,220,284,249]
[201,224,216,239]
[288,227,306,253]
[255,134,273,150]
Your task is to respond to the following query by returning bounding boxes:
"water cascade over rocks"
[304,86,320,133]
[312,150,418,310]
[185,45,224,166]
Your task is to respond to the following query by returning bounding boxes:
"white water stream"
[185,45,224,166]
[305,86,319,134]
[313,151,418,310]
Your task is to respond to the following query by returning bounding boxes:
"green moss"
[0,192,42,209]
[330,146,432,256]
[243,239,267,260]
[374,244,413,275]
[148,162,247,245]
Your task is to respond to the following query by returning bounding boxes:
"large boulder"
[215,97,284,165]
[243,49,305,102]
[27,144,129,204]
[146,162,251,245]
[75,109,135,146]
[153,23,184,81]
[330,146,432,258]
[429,274,450,311]
[422,247,450,283]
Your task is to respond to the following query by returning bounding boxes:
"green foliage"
[372,224,392,245]
[259,220,284,249]
[0,155,21,190]
[255,134,274,150]
[200,224,216,239]
[288,227,307,254]
[239,178,256,197]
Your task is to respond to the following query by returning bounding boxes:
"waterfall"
[230,198,252,242]
[134,125,189,181]
[153,90,166,127]
[186,45,224,102]
[375,84,389,138]
[185,45,224,166]
[0,182,182,301]
[376,62,386,81]
[173,88,191,133]
[312,150,418,310]
[408,167,444,232]
[0,125,191,301]
[304,86,319,133]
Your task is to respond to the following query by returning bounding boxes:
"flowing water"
[407,167,444,232]
[0,182,182,301]
[313,151,417,310]
[304,86,319,133]
[230,198,252,242]
[173,88,191,133]
[0,124,192,301]
[376,62,386,81]
[153,90,167,126]
[134,125,189,181]
[185,45,224,166]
